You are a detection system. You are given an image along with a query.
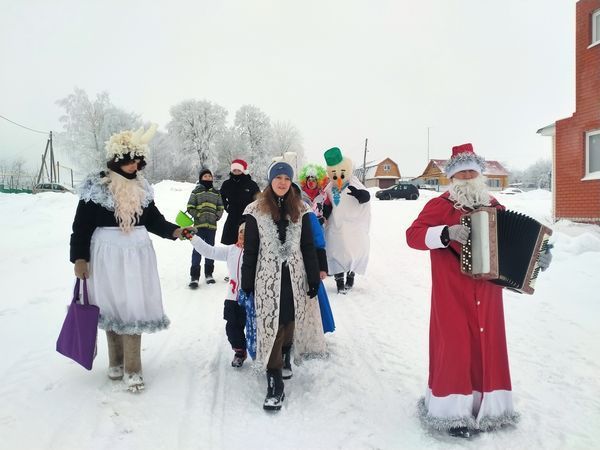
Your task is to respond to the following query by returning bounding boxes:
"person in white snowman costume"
[322,147,371,294]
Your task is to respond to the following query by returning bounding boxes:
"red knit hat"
[445,143,486,178]
[231,159,248,173]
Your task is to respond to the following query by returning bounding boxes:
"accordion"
[460,207,553,294]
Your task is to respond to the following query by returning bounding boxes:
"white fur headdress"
[105,124,158,162]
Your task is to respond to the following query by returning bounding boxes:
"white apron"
[88,226,169,334]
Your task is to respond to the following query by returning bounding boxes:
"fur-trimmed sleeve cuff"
[425,225,449,249]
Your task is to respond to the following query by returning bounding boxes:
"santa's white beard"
[448,176,491,210]
[108,171,145,232]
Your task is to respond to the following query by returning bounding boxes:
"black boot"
[345,271,355,291]
[189,266,200,289]
[335,273,347,295]
[448,427,473,438]
[282,345,293,380]
[263,369,285,411]
[231,349,247,368]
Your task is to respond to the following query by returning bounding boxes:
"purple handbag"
[56,278,99,370]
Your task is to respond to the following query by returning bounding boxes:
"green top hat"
[324,147,343,166]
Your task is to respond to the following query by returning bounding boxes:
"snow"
[0,184,599,450]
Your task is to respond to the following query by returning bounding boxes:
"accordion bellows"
[460,207,553,295]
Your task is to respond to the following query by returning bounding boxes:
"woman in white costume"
[70,126,187,392]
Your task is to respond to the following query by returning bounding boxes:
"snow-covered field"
[0,182,599,450]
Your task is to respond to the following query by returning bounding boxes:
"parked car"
[375,183,419,200]
[32,183,73,194]
[499,187,524,195]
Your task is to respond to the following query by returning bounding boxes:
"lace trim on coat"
[244,201,327,368]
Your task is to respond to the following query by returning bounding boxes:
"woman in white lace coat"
[241,161,325,411]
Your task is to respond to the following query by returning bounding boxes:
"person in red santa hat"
[406,143,552,438]
[219,159,260,245]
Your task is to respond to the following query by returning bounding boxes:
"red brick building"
[539,0,600,223]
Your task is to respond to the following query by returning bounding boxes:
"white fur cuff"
[425,225,448,249]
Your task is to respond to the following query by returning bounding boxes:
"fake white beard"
[108,171,145,232]
[448,176,491,210]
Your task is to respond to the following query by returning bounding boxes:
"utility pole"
[427,127,431,163]
[362,138,368,184]
[35,131,56,185]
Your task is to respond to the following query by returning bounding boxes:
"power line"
[0,114,49,135]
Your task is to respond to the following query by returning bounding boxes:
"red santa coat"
[406,192,519,431]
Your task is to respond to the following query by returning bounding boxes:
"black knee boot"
[282,345,293,380]
[264,369,285,410]
[345,271,355,290]
[189,265,200,288]
[335,273,347,294]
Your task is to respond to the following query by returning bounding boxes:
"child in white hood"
[186,222,248,367]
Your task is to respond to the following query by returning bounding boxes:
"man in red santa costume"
[406,143,523,438]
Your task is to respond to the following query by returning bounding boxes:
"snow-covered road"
[0,182,598,449]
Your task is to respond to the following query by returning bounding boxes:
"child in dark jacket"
[186,222,247,367]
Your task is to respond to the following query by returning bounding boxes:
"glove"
[539,246,553,272]
[74,259,89,279]
[448,224,470,245]
[346,185,370,204]
[307,285,318,299]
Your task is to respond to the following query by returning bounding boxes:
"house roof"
[421,159,508,177]
[536,123,556,136]
[354,158,399,180]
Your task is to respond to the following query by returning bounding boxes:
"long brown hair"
[257,184,303,223]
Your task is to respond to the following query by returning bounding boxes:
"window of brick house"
[585,129,600,179]
[593,9,600,45]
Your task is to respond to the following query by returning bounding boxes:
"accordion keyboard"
[528,236,552,291]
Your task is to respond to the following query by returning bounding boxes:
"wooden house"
[354,157,401,188]
[415,159,509,191]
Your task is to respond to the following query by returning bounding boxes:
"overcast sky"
[0,0,576,177]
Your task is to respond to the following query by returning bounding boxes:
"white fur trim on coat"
[417,388,520,431]
[425,225,448,249]
[78,172,153,211]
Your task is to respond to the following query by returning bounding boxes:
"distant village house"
[354,158,401,188]
[415,159,509,191]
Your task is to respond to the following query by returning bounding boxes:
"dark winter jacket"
[220,173,260,244]
[242,209,320,325]
[186,183,224,230]
[69,172,178,262]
